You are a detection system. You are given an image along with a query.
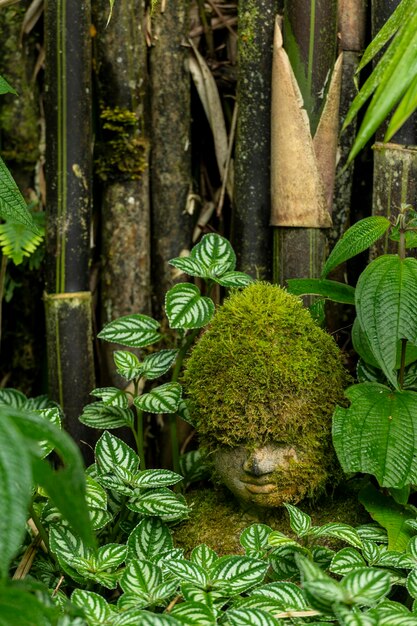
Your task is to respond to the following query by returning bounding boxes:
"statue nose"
[242,449,276,477]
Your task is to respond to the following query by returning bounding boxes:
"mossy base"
[174,481,370,557]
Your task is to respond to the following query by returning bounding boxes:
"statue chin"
[211,444,319,508]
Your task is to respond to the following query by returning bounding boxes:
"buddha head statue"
[183,282,349,508]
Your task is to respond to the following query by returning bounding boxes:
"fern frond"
[0,218,45,265]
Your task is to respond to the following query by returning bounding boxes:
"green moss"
[95,106,148,181]
[183,282,349,450]
[239,1,261,63]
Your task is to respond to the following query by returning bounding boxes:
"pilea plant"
[79,233,253,473]
[288,206,417,503]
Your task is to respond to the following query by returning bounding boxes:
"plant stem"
[135,406,146,470]
[29,504,50,552]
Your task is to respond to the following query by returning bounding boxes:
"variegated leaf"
[49,525,89,568]
[37,407,62,458]
[79,402,134,429]
[215,271,254,288]
[179,449,210,484]
[127,487,189,521]
[225,607,280,626]
[191,544,218,571]
[309,523,363,548]
[114,350,142,380]
[89,508,113,531]
[170,600,217,625]
[0,387,27,408]
[120,559,163,595]
[141,350,178,380]
[284,504,312,537]
[95,432,140,475]
[127,518,173,562]
[98,314,160,348]
[248,581,308,610]
[90,387,129,408]
[71,589,115,625]
[134,469,183,489]
[96,543,127,570]
[134,383,182,414]
[164,559,209,587]
[341,568,391,605]
[192,233,236,274]
[168,256,205,277]
[165,283,214,329]
[330,548,367,576]
[114,611,180,626]
[209,556,268,594]
[240,524,272,553]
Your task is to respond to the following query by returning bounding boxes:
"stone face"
[183,282,350,508]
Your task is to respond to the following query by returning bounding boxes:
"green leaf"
[407,568,417,599]
[170,601,217,625]
[141,350,178,380]
[50,524,89,569]
[341,568,391,605]
[240,524,272,553]
[356,524,388,544]
[168,256,205,277]
[79,402,134,429]
[352,317,417,370]
[71,589,115,626]
[0,415,32,578]
[209,556,268,594]
[267,531,297,548]
[164,559,209,587]
[113,350,142,380]
[247,581,309,609]
[191,233,236,274]
[128,488,189,521]
[330,548,366,576]
[369,599,417,625]
[215,271,254,288]
[309,523,363,548]
[321,217,391,278]
[296,555,347,610]
[287,278,355,304]
[134,382,182,414]
[115,611,180,626]
[0,220,44,266]
[356,256,417,388]
[165,283,215,329]
[98,313,160,348]
[0,156,39,232]
[134,469,183,489]
[284,504,312,537]
[334,383,417,487]
[0,582,59,626]
[0,388,27,408]
[191,544,218,571]
[0,74,18,95]
[96,432,139,475]
[127,518,173,562]
[358,483,414,550]
[90,387,129,408]
[225,607,280,626]
[120,559,163,595]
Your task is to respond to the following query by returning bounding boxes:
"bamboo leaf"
[287,278,355,304]
[385,72,417,141]
[98,314,160,348]
[321,217,391,278]
[333,383,417,487]
[355,256,417,388]
[165,283,214,329]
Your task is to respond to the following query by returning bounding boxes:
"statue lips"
[241,478,277,494]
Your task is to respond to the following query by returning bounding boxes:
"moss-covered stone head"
[183,282,349,508]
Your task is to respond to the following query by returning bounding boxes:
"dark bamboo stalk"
[150,1,193,318]
[44,0,96,451]
[233,0,279,280]
[92,0,151,385]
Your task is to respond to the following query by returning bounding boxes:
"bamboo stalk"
[233,0,278,280]
[44,0,96,453]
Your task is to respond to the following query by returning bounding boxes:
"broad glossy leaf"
[240,524,272,553]
[358,483,414,550]
[165,283,214,329]
[0,415,32,577]
[0,156,39,232]
[141,350,178,380]
[352,318,417,370]
[98,314,160,348]
[284,504,312,537]
[333,383,417,487]
[355,256,417,387]
[79,402,134,429]
[287,278,355,304]
[134,382,182,414]
[90,387,129,408]
[127,518,173,562]
[321,217,391,278]
[209,555,267,594]
[113,350,142,380]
